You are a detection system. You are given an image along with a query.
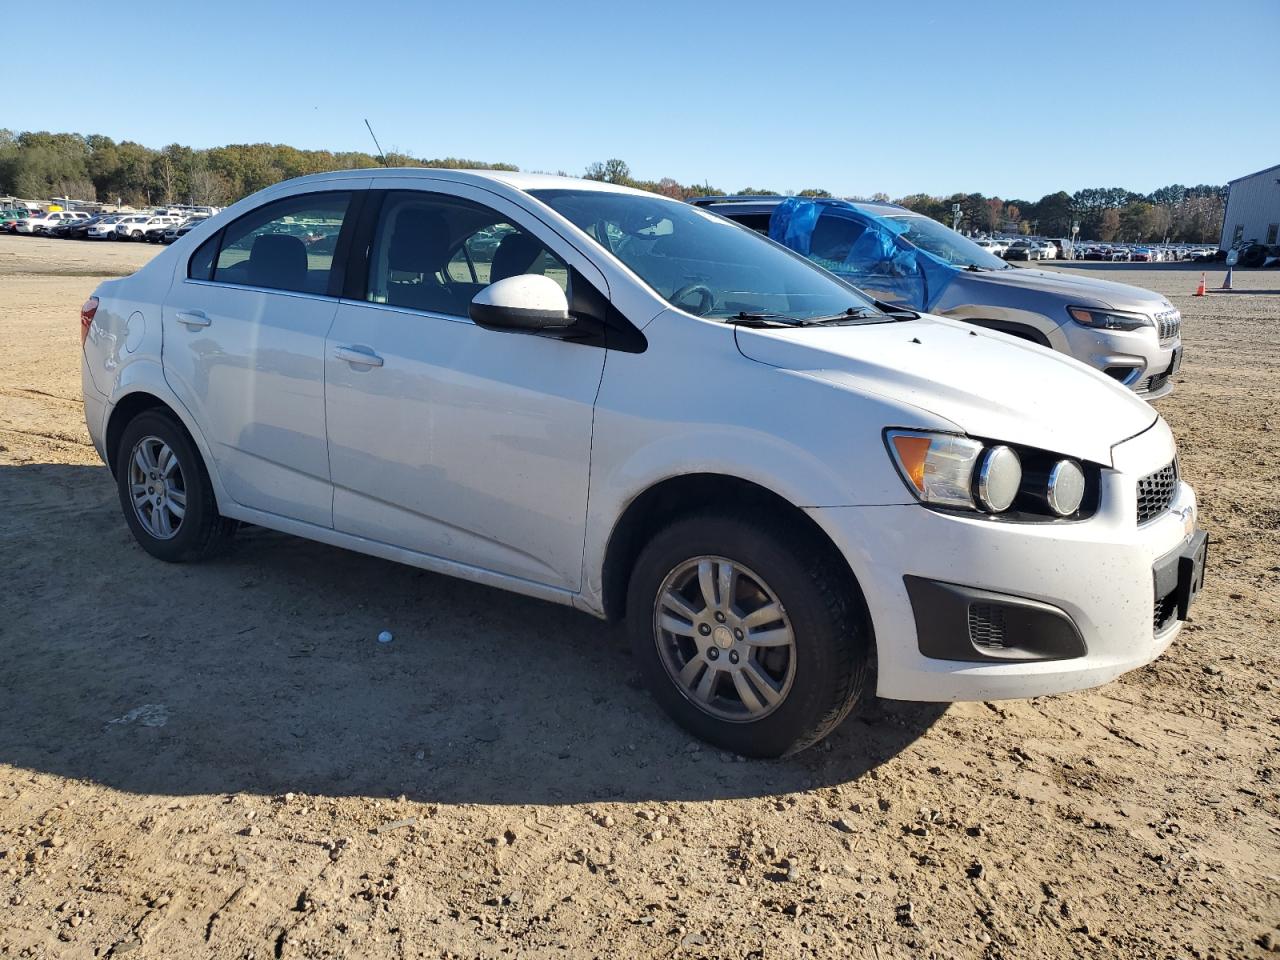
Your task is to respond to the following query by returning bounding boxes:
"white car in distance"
[79,170,1208,756]
[87,215,129,239]
[14,210,90,234]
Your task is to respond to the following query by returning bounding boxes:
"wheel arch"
[599,472,871,632]
[954,316,1053,347]
[104,389,227,512]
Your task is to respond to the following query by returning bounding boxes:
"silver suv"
[696,197,1183,399]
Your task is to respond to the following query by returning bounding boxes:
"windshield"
[881,214,1009,269]
[530,188,879,322]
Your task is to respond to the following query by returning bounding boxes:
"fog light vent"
[968,604,1008,649]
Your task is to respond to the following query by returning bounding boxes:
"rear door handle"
[175,311,211,328]
[333,345,384,368]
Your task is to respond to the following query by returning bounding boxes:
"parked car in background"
[1003,239,1040,261]
[66,216,103,240]
[87,215,128,239]
[15,210,90,235]
[114,214,162,240]
[1131,247,1154,262]
[80,168,1205,757]
[695,195,1185,398]
[1035,240,1057,260]
[141,217,183,243]
[0,208,32,232]
[161,218,206,244]
[1110,247,1132,262]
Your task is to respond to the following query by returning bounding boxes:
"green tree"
[584,158,632,185]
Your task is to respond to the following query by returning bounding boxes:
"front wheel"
[626,513,869,757]
[116,409,236,562]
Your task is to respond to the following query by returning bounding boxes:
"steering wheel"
[669,283,716,317]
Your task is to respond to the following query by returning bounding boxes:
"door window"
[210,192,352,295]
[366,192,568,317]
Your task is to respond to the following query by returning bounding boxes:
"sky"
[4,0,1278,200]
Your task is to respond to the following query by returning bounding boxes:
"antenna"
[364,119,389,167]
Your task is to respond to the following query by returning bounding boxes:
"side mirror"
[470,274,573,332]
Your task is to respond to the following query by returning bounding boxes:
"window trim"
[354,189,572,317]
[341,188,645,353]
[184,189,358,298]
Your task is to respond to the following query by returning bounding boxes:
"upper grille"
[1136,461,1178,524]
[1153,308,1181,343]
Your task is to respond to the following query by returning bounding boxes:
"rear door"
[161,186,367,526]
[323,183,607,589]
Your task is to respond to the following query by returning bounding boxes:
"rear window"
[189,192,352,295]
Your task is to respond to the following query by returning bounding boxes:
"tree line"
[0,132,1224,243]
[0,130,517,210]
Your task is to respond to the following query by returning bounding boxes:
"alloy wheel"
[653,556,797,722]
[127,435,187,540]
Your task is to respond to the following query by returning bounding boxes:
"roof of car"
[267,167,657,197]
[690,195,914,217]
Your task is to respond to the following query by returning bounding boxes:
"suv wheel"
[116,409,235,562]
[626,513,869,757]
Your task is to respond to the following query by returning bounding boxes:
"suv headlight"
[1067,306,1151,331]
[886,430,1094,520]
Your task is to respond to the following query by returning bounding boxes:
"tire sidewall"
[626,514,864,758]
[115,410,216,562]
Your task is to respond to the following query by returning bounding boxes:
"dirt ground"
[0,234,1277,960]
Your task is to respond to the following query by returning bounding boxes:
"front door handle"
[333,345,384,368]
[175,311,211,328]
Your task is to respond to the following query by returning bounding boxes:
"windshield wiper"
[727,307,881,328]
[804,306,881,324]
[725,311,809,327]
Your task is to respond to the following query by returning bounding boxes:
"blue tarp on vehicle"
[767,197,955,310]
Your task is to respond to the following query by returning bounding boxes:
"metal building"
[1220,162,1280,250]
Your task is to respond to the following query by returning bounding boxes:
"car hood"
[977,265,1174,312]
[734,314,1157,465]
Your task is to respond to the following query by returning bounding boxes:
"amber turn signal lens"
[891,433,932,493]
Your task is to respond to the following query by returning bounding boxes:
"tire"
[625,512,869,757]
[130,230,142,240]
[115,409,236,563]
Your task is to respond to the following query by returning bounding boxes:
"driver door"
[324,182,608,590]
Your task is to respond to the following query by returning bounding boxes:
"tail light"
[80,296,99,345]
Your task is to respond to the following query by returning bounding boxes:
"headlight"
[1045,459,1086,516]
[886,430,1094,520]
[1067,306,1151,331]
[975,445,1022,512]
[887,431,985,510]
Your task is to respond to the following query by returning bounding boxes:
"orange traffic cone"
[1194,273,1206,296]
[1220,267,1233,290]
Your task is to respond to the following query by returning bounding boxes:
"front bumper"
[807,428,1198,702]
[1056,321,1181,399]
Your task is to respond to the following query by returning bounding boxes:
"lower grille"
[968,604,1008,649]
[1153,593,1179,634]
[1136,372,1171,396]
[1136,461,1178,524]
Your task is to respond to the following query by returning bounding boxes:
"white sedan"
[79,170,1206,756]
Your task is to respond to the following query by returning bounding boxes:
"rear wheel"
[115,409,235,562]
[626,512,869,757]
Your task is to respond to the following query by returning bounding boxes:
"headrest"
[248,234,307,290]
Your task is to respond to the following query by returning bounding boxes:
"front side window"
[366,191,568,317]
[211,192,351,295]
[531,189,877,321]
